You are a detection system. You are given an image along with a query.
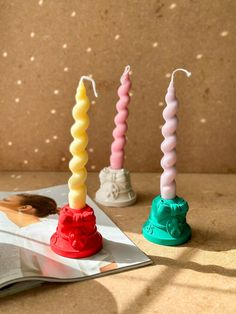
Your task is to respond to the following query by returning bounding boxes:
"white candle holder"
[95,167,136,207]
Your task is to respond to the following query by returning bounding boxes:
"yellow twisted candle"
[68,76,98,209]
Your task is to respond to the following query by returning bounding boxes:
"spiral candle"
[160,68,191,200]
[68,76,98,209]
[110,65,131,169]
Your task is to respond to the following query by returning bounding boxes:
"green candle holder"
[142,195,191,246]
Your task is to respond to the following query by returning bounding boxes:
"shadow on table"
[134,191,158,206]
[119,248,236,314]
[183,227,236,252]
[0,280,118,314]
[149,254,236,278]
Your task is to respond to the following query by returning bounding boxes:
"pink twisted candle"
[110,65,131,169]
[160,68,191,200]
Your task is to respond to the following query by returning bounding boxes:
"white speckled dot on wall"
[196,54,203,59]
[0,0,235,173]
[169,3,177,9]
[220,30,229,37]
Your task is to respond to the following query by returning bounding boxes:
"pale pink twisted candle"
[110,65,131,169]
[160,68,191,199]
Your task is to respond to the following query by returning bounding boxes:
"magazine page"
[0,185,151,289]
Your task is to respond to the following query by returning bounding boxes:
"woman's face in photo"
[0,193,58,217]
[0,195,23,211]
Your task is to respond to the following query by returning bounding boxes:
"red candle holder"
[50,204,103,258]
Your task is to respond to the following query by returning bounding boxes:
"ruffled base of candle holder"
[142,195,191,246]
[50,204,103,258]
[95,167,137,207]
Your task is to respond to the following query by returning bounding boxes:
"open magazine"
[0,184,152,296]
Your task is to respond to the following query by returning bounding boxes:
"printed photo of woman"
[0,193,59,228]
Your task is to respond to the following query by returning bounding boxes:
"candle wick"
[170,68,191,85]
[120,65,131,83]
[79,76,98,97]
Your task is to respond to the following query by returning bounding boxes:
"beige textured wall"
[0,0,235,173]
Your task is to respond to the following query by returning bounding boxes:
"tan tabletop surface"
[0,172,235,314]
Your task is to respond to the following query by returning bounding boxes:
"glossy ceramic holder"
[50,204,103,258]
[142,195,191,246]
[95,167,136,207]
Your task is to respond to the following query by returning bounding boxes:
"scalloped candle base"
[50,204,103,258]
[95,167,137,207]
[142,195,191,246]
